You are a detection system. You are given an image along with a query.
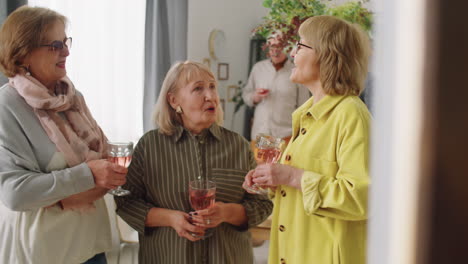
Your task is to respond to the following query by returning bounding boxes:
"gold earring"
[176,106,183,114]
[21,65,31,76]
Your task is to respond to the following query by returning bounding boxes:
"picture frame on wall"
[227,85,239,102]
[217,63,229,80]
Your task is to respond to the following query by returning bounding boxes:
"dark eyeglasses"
[40,37,72,51]
[296,41,313,50]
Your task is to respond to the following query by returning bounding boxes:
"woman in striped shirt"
[115,61,273,264]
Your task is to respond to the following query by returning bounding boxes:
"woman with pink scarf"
[0,6,127,264]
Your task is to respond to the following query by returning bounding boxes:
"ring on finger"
[206,218,211,225]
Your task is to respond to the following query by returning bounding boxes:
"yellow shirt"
[268,95,371,264]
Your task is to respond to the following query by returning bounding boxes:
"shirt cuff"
[116,201,153,235]
[235,203,255,231]
[241,198,271,230]
[301,171,323,215]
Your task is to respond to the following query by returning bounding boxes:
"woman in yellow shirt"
[244,16,371,264]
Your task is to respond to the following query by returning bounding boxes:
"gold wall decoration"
[227,84,239,102]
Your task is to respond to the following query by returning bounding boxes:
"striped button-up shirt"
[115,124,273,264]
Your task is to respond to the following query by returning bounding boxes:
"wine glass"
[247,134,285,195]
[257,80,272,96]
[257,88,270,95]
[107,141,133,196]
[188,179,216,238]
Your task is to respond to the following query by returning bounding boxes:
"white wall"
[28,0,146,144]
[187,0,268,134]
[368,0,426,262]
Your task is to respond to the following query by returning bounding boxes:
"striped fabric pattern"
[115,124,273,264]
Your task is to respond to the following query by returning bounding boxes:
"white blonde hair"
[152,60,224,135]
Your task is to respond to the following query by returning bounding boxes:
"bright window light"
[28,0,146,143]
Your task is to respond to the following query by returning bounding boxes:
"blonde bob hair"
[298,15,371,96]
[0,6,67,77]
[153,61,224,136]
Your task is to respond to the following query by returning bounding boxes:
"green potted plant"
[254,0,373,51]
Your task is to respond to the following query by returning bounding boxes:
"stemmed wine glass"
[107,141,133,196]
[188,179,216,238]
[247,134,285,195]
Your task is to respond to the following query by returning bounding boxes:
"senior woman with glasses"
[0,6,127,264]
[115,61,273,264]
[244,16,372,264]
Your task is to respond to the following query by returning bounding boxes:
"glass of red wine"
[107,141,133,196]
[188,179,216,238]
[247,134,285,195]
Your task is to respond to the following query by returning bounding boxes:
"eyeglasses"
[40,37,72,51]
[296,41,313,51]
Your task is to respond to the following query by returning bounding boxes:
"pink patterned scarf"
[9,74,107,167]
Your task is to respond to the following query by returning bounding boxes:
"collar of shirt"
[270,58,287,71]
[293,95,347,121]
[172,123,222,143]
[269,59,294,72]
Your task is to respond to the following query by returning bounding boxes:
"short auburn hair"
[298,15,371,96]
[0,6,67,77]
[152,61,224,135]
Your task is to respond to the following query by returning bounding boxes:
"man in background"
[242,32,310,150]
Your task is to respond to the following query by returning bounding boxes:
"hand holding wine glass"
[190,202,227,228]
[251,163,304,189]
[87,159,127,190]
[244,134,285,195]
[188,179,216,238]
[169,210,206,242]
[253,88,270,104]
[107,141,133,196]
[243,169,261,194]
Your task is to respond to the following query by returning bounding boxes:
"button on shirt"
[242,59,310,139]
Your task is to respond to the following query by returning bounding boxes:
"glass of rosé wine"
[188,179,216,238]
[107,141,133,196]
[257,88,269,95]
[247,134,285,195]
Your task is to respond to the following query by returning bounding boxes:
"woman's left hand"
[252,163,304,189]
[190,202,227,228]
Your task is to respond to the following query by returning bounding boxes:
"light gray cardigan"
[0,83,112,264]
[0,83,95,209]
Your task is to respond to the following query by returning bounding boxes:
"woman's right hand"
[169,210,206,242]
[242,169,260,194]
[243,169,276,194]
[86,159,127,189]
